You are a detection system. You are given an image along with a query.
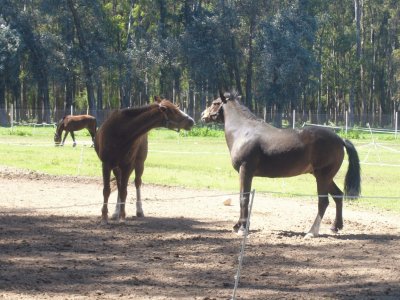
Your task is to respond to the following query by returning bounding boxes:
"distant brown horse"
[201,91,361,238]
[54,115,97,147]
[95,96,194,225]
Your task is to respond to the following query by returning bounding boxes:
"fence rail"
[2,108,399,136]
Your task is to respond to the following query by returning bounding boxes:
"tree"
[0,19,20,126]
[255,0,317,127]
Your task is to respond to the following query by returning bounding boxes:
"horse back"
[64,115,96,131]
[233,125,344,178]
[299,126,345,172]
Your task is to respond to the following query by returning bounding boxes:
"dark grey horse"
[201,91,361,238]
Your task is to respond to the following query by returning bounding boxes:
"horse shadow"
[275,230,399,242]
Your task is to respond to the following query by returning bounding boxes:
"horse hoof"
[304,232,317,239]
[110,213,118,220]
[119,218,126,224]
[100,219,108,226]
[136,212,144,218]
[73,143,77,147]
[236,228,247,236]
[330,227,339,234]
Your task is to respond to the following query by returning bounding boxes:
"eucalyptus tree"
[255,0,317,127]
[0,0,52,123]
[0,19,20,126]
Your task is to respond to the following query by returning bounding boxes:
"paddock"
[0,166,399,299]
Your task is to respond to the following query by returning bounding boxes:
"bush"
[179,125,224,138]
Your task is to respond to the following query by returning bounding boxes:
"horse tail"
[343,139,361,199]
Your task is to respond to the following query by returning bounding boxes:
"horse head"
[154,96,195,131]
[201,91,235,123]
[54,132,62,145]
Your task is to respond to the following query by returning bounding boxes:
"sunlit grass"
[0,126,399,213]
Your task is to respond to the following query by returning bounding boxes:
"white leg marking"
[305,214,322,239]
[111,195,121,220]
[136,188,144,217]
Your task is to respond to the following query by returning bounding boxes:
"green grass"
[0,126,399,213]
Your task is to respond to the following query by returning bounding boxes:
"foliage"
[255,1,317,109]
[338,128,365,140]
[179,125,225,138]
[0,0,399,129]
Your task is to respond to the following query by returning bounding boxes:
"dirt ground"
[0,166,399,300]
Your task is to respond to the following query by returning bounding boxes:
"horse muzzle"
[180,116,195,131]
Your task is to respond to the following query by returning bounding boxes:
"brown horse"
[54,115,97,147]
[95,96,194,225]
[201,91,361,238]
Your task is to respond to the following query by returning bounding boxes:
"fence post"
[345,110,348,136]
[292,109,295,129]
[70,105,73,116]
[395,111,398,139]
[231,189,256,300]
[263,106,267,122]
[10,103,14,127]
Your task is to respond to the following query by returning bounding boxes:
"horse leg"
[305,178,329,238]
[61,131,69,146]
[134,161,145,217]
[116,168,130,223]
[111,168,122,220]
[234,164,253,235]
[329,181,344,233]
[101,164,112,225]
[90,129,95,147]
[70,131,77,147]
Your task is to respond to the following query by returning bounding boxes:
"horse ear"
[154,96,162,103]
[219,91,227,103]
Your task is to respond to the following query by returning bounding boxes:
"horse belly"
[255,154,312,178]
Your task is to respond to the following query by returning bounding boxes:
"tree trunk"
[67,0,96,118]
[245,16,255,110]
[0,74,8,126]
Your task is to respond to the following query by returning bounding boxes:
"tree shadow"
[0,213,399,299]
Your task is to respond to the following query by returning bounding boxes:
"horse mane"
[121,104,157,118]
[226,90,261,122]
[55,117,65,132]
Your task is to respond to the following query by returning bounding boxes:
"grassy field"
[0,125,399,212]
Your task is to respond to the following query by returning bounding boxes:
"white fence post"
[70,105,73,116]
[231,189,256,300]
[292,109,295,129]
[10,103,14,127]
[395,111,398,139]
[345,110,348,136]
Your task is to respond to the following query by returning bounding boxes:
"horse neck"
[221,102,250,149]
[56,121,64,135]
[223,101,256,129]
[119,105,164,142]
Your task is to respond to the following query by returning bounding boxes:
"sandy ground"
[0,166,399,300]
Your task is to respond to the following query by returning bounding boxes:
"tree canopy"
[0,0,399,127]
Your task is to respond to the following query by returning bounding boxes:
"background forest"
[0,0,399,128]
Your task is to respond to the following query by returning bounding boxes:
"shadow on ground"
[0,213,399,299]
